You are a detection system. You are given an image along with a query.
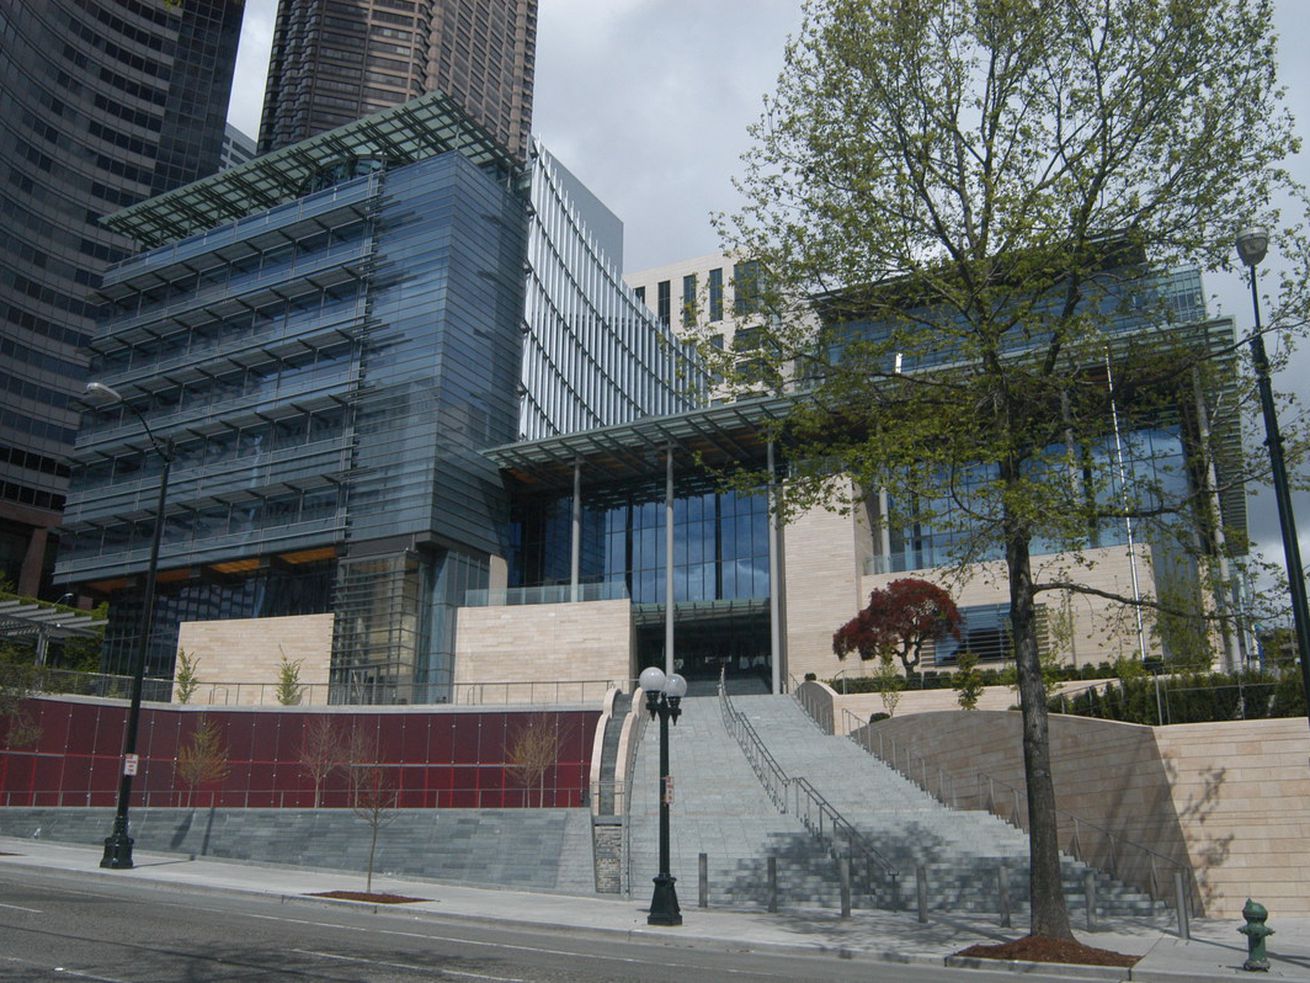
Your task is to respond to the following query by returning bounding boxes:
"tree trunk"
[366,819,378,895]
[1005,511,1074,940]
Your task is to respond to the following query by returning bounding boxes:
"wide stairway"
[627,696,859,908]
[629,694,1164,916]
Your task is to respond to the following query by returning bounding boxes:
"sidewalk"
[1,835,1307,981]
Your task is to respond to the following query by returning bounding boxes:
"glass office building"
[57,92,707,698]
[259,0,537,162]
[58,94,527,696]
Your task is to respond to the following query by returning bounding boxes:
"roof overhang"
[485,396,796,492]
[104,90,519,250]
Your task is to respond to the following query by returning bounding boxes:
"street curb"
[945,954,1129,979]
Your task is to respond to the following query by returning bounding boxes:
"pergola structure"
[0,600,105,666]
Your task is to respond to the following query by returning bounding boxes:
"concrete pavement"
[1,834,1307,980]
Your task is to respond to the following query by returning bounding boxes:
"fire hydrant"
[1238,898,1274,971]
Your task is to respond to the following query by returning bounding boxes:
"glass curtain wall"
[509,481,771,687]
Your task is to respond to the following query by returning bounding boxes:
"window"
[657,280,671,327]
[708,268,723,322]
[733,260,761,316]
[633,285,645,304]
[682,273,697,327]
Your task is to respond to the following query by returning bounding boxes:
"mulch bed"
[308,891,429,904]
[955,934,1140,968]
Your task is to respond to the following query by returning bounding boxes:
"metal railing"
[2,781,587,811]
[16,668,629,708]
[719,671,899,905]
[790,674,835,733]
[841,706,1198,928]
[463,582,629,606]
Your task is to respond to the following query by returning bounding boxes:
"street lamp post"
[639,665,687,926]
[1235,228,1310,731]
[86,382,174,869]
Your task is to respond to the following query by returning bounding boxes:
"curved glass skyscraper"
[0,0,242,597]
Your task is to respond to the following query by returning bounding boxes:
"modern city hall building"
[56,91,1250,703]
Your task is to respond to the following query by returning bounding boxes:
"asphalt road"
[0,866,1056,982]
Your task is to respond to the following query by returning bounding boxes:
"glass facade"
[708,267,724,322]
[884,426,1191,573]
[682,273,698,327]
[520,141,704,440]
[59,125,528,697]
[508,480,771,686]
[0,0,241,597]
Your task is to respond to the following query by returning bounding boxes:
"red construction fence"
[0,696,601,809]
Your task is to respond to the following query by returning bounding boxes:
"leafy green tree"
[174,648,200,705]
[0,643,42,748]
[716,0,1305,939]
[871,653,905,717]
[953,651,985,710]
[276,655,303,706]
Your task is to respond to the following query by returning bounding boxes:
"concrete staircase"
[628,694,1165,915]
[626,696,857,909]
[732,694,1165,917]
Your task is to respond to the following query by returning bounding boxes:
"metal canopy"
[0,600,105,640]
[104,90,519,250]
[485,395,796,491]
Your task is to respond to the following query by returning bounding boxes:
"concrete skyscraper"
[0,0,243,598]
[258,0,537,160]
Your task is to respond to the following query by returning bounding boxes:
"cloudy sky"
[226,1,1310,610]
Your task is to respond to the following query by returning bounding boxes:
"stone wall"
[453,598,633,701]
[176,613,334,705]
[862,709,1310,917]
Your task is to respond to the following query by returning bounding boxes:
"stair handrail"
[620,689,651,897]
[719,672,900,893]
[842,706,1197,913]
[718,678,790,812]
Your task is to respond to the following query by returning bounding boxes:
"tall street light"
[639,665,687,926]
[85,381,175,869]
[1235,228,1310,730]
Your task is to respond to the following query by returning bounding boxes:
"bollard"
[1238,898,1272,971]
[698,852,708,909]
[1083,870,1096,931]
[839,857,851,918]
[767,856,778,913]
[915,864,928,923]
[997,863,1011,928]
[1174,870,1192,941]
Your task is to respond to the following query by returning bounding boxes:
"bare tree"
[176,715,230,808]
[344,722,380,808]
[506,714,561,807]
[352,766,398,895]
[299,716,346,808]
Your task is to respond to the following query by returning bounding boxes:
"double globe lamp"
[638,665,687,926]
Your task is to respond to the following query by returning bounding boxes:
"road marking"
[0,901,42,913]
[294,948,525,981]
[53,970,130,982]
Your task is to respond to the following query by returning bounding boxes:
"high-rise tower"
[258,0,537,160]
[0,0,243,598]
